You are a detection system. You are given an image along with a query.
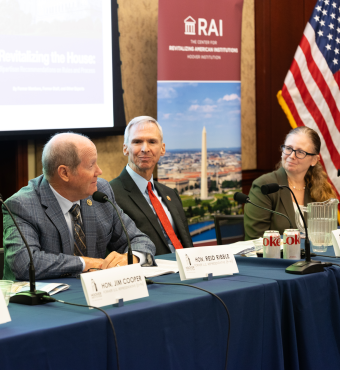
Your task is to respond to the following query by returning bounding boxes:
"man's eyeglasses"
[280,145,317,159]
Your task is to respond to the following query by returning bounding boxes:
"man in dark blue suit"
[3,133,155,280]
[109,116,193,256]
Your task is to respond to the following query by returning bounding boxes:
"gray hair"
[124,116,163,144]
[42,132,89,180]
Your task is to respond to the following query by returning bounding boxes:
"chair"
[214,215,245,245]
[0,248,4,279]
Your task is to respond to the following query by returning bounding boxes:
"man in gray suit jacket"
[109,116,193,256]
[3,133,155,280]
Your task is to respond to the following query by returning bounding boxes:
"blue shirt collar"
[126,164,154,194]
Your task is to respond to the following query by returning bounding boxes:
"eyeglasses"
[280,145,317,159]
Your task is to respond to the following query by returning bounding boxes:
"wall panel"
[255,0,317,172]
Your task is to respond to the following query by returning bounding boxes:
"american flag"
[278,0,340,217]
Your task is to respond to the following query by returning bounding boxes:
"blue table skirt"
[160,251,340,370]
[2,245,340,370]
[0,270,283,370]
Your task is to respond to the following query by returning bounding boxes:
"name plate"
[80,264,149,308]
[332,230,340,256]
[0,289,11,325]
[176,245,239,280]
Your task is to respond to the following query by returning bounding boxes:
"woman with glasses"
[244,126,336,240]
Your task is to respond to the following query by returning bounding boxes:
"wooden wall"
[255,0,316,171]
[0,141,28,247]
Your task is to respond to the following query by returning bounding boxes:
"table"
[1,249,340,370]
[0,271,282,369]
[235,256,340,370]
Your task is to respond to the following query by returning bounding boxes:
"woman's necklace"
[288,178,305,191]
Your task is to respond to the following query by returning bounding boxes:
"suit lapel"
[276,167,297,228]
[276,167,315,228]
[40,177,72,255]
[80,197,96,257]
[119,168,169,247]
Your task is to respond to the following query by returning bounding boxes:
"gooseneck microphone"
[233,192,250,204]
[260,183,280,195]
[233,192,293,228]
[260,183,326,275]
[92,191,133,265]
[0,194,49,305]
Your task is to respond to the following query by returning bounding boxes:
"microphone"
[233,192,293,228]
[0,194,49,305]
[92,191,133,265]
[234,192,250,204]
[261,183,281,195]
[260,183,326,275]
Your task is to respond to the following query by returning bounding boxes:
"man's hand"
[82,257,104,272]
[101,252,139,269]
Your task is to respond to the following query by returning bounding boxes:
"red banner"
[157,0,244,246]
[158,0,243,81]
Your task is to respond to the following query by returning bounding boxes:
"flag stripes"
[279,5,340,207]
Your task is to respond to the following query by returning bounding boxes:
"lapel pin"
[167,196,171,201]
[87,199,93,206]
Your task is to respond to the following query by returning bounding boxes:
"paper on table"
[224,238,284,257]
[155,259,179,270]
[215,240,258,256]
[142,259,179,278]
[11,282,70,296]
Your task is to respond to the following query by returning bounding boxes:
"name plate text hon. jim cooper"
[81,264,149,308]
[176,245,239,280]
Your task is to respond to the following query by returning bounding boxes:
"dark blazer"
[3,176,155,280]
[244,167,312,240]
[109,168,193,255]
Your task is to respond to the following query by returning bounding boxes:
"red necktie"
[147,182,183,249]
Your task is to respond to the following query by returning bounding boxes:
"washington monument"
[201,126,208,199]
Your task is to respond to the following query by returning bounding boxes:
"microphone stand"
[105,198,133,265]
[0,195,49,305]
[281,185,325,275]
[93,192,133,265]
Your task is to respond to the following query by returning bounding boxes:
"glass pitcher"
[295,198,339,252]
